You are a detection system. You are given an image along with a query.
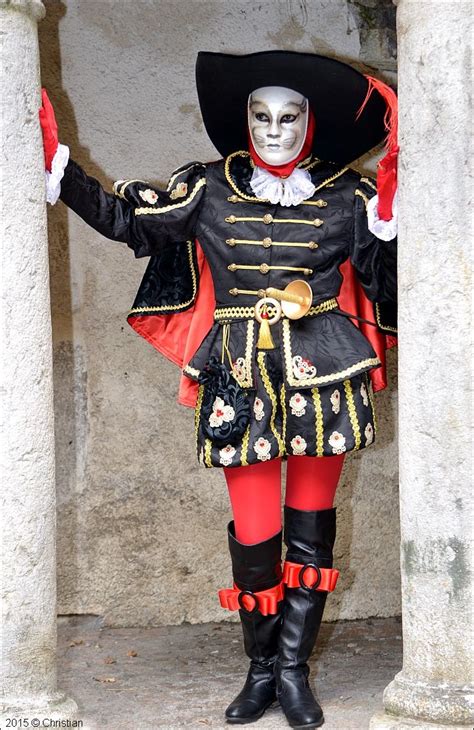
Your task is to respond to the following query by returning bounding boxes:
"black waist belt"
[214,297,338,323]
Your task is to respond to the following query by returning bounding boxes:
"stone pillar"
[0,0,77,720]
[371,0,473,727]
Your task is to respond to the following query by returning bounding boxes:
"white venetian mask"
[248,86,309,166]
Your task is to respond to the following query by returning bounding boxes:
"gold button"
[262,237,272,248]
[314,199,328,208]
[308,241,319,249]
[263,214,273,224]
[227,195,240,203]
[229,288,238,296]
[313,218,324,227]
[303,268,313,276]
[259,263,270,274]
[226,238,236,246]
[228,263,237,272]
[225,215,236,223]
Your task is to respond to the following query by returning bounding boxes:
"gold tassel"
[257,317,275,350]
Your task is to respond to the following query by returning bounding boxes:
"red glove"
[39,88,59,172]
[376,146,399,221]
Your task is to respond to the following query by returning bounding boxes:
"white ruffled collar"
[249,165,316,207]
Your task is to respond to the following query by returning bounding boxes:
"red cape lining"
[128,240,396,408]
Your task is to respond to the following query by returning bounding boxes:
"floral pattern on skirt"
[195,346,377,469]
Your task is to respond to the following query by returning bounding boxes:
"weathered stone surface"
[38,0,401,627]
[53,615,403,729]
[0,0,76,719]
[371,0,473,727]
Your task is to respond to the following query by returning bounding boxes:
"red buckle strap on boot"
[219,581,284,616]
[283,561,339,592]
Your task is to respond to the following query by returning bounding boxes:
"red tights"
[224,455,345,545]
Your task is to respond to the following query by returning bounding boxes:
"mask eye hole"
[255,112,269,122]
[281,114,298,124]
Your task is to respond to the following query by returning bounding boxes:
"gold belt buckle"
[254,297,282,325]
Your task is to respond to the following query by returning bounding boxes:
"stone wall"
[39,0,400,626]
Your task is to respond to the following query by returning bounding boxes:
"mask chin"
[248,85,309,167]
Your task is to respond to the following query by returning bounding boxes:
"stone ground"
[57,615,402,730]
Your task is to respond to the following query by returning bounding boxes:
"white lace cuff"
[45,143,70,205]
[367,192,398,241]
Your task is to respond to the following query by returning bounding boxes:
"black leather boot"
[220,522,284,724]
[275,506,339,729]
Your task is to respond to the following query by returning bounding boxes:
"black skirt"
[193,339,378,469]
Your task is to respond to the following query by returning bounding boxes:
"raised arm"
[39,90,206,257]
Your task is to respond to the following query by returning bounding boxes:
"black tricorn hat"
[196,50,388,165]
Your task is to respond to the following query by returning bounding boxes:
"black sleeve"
[59,159,207,258]
[350,177,397,303]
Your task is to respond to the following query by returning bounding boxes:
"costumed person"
[40,51,398,729]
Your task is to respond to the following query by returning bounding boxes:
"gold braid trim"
[343,379,361,450]
[214,298,338,321]
[224,150,348,201]
[225,151,270,202]
[280,384,287,447]
[360,177,377,191]
[228,264,313,274]
[366,375,378,434]
[375,302,398,333]
[194,384,204,462]
[257,352,285,456]
[355,188,370,210]
[240,426,250,467]
[114,179,147,199]
[282,318,381,386]
[134,177,206,215]
[311,387,324,457]
[129,242,197,314]
[166,164,199,192]
[227,215,325,227]
[204,439,213,468]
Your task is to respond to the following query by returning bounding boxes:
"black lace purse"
[198,357,250,447]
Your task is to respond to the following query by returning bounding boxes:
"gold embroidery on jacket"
[166,164,200,191]
[224,150,348,202]
[135,178,206,215]
[375,302,397,333]
[360,177,377,191]
[225,238,318,249]
[226,214,324,227]
[227,263,312,275]
[114,179,147,199]
[128,241,197,314]
[282,318,381,387]
[355,188,370,210]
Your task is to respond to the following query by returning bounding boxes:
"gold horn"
[265,280,313,320]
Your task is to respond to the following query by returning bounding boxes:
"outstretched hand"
[39,88,59,172]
